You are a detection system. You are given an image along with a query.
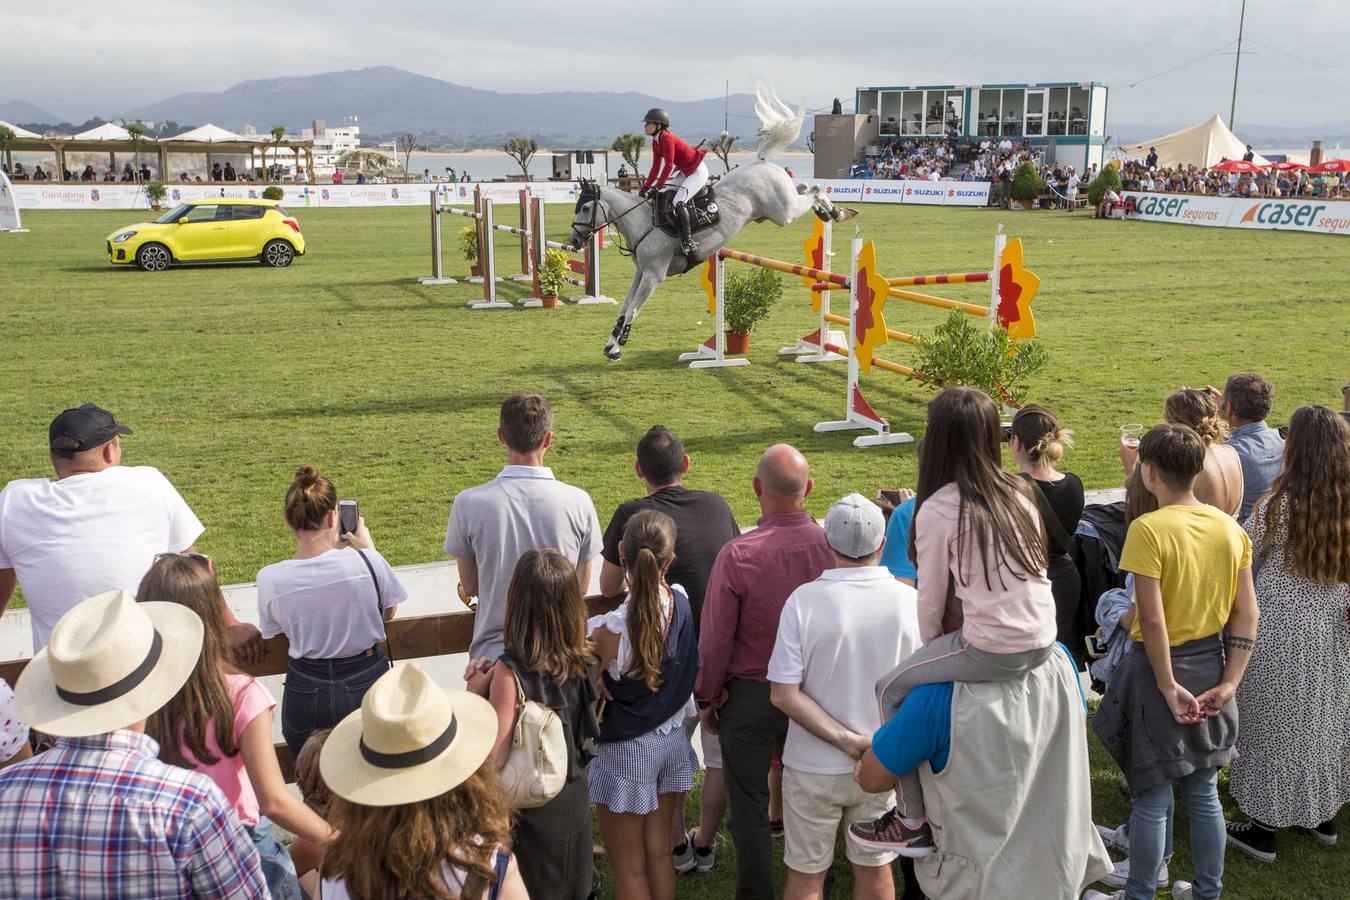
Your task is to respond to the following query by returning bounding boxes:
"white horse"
[566,87,857,361]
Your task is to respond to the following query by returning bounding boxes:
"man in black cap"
[0,404,259,659]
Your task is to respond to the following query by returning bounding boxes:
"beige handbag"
[500,675,568,809]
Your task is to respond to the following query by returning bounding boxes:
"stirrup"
[681,239,699,255]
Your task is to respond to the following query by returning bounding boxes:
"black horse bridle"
[571,180,652,254]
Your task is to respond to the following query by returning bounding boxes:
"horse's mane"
[754,85,804,160]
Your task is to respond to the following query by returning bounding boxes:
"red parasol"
[1265,160,1307,171]
[1210,159,1263,173]
[1307,159,1350,173]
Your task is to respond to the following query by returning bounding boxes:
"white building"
[301,119,361,175]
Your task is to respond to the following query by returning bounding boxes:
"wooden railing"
[0,595,622,782]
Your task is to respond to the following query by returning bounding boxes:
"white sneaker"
[1081,890,1123,900]
[1172,881,1193,899]
[1099,856,1169,888]
[672,830,696,874]
[1095,823,1130,853]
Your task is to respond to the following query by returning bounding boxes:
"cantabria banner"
[1124,192,1350,236]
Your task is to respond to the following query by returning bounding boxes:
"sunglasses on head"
[154,551,214,571]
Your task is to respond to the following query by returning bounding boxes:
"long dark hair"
[502,550,590,684]
[910,387,1047,587]
[620,510,677,692]
[1259,405,1350,584]
[138,555,240,768]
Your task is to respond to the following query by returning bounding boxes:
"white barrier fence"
[11,177,990,211]
[1123,192,1350,237]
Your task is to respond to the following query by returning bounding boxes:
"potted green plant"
[537,248,571,309]
[1010,161,1045,210]
[908,310,1049,408]
[1087,164,1122,208]
[722,266,782,353]
[144,182,168,211]
[262,185,284,202]
[458,224,480,277]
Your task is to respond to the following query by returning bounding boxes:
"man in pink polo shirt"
[696,444,835,900]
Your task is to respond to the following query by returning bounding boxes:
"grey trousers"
[874,629,1053,820]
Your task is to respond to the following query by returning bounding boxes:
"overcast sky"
[5,0,1346,129]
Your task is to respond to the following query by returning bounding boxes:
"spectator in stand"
[1089,423,1258,900]
[211,163,222,181]
[1225,406,1350,862]
[79,164,95,182]
[696,444,835,900]
[1243,144,1255,162]
[331,169,344,185]
[140,164,152,181]
[445,393,602,661]
[422,169,433,183]
[0,403,263,660]
[0,590,268,898]
[858,387,1055,857]
[465,550,599,899]
[597,425,739,873]
[140,554,334,900]
[588,511,700,900]
[32,164,47,181]
[0,679,31,770]
[318,664,528,899]
[1208,373,1284,521]
[256,465,407,758]
[1146,147,1159,169]
[768,493,923,900]
[1008,404,1086,661]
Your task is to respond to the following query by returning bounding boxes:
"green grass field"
[2,203,1347,898]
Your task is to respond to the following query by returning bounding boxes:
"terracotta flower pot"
[726,332,751,354]
[541,295,559,309]
[469,264,481,277]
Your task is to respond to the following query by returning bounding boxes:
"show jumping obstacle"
[694,217,1040,446]
[418,187,613,308]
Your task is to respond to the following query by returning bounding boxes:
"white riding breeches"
[663,161,709,205]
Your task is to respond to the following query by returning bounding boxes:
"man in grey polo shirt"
[446,394,602,660]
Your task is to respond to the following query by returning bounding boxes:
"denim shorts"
[281,646,389,759]
[246,816,303,900]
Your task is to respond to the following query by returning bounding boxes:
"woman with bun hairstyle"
[1122,389,1243,517]
[465,549,599,899]
[257,466,408,759]
[1008,404,1086,660]
[139,554,335,900]
[588,510,699,900]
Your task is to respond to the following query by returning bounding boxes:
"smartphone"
[877,489,904,506]
[1001,423,1013,443]
[1084,634,1108,660]
[338,499,359,535]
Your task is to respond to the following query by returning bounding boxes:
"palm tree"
[270,125,286,179]
[126,121,146,182]
[612,133,645,182]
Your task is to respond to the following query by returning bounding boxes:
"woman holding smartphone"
[257,465,408,759]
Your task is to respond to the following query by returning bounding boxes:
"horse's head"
[568,180,602,251]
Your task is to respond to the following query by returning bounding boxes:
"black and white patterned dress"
[1230,496,1350,828]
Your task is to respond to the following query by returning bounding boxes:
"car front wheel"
[135,243,172,272]
[261,239,295,268]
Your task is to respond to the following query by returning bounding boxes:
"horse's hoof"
[833,207,859,221]
[814,207,832,222]
[605,347,622,361]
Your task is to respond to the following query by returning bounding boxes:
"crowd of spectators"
[1119,158,1346,199]
[0,379,1346,899]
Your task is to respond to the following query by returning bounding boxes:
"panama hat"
[320,662,497,807]
[14,590,203,737]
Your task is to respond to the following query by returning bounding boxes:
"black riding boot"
[674,202,698,255]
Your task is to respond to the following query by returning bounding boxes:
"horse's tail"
[754,84,804,160]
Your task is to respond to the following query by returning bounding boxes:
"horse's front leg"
[809,187,858,221]
[605,267,665,361]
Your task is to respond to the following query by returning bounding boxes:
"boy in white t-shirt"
[0,404,218,652]
[767,493,922,900]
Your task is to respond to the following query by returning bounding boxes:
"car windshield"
[154,203,190,224]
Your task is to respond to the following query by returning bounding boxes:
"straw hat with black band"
[14,590,203,737]
[320,662,497,807]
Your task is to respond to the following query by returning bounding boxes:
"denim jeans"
[281,647,389,759]
[1127,767,1224,900]
[245,816,303,900]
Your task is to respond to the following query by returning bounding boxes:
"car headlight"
[112,231,138,243]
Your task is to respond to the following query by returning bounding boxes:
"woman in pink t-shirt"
[854,386,1057,858]
[140,554,335,900]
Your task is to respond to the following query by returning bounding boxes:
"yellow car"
[106,198,306,271]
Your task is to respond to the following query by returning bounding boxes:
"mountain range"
[5,68,1348,148]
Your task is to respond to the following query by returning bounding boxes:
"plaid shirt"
[0,730,268,898]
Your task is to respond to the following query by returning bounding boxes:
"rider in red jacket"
[640,108,709,254]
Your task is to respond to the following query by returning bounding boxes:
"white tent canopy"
[1123,115,1269,169]
[71,122,133,142]
[168,123,246,143]
[0,120,41,139]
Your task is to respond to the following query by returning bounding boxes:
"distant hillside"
[0,100,63,125]
[117,66,769,145]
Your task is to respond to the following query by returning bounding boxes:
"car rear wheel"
[261,239,295,268]
[136,243,172,272]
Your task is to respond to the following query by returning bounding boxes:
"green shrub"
[538,248,571,297]
[1087,165,1123,206]
[1011,161,1044,203]
[262,185,284,201]
[458,224,478,262]
[144,182,168,206]
[909,310,1049,406]
[723,266,782,334]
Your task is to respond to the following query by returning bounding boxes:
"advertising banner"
[901,180,949,206]
[1124,193,1231,228]
[860,182,907,204]
[1123,192,1350,236]
[797,179,864,201]
[943,183,992,206]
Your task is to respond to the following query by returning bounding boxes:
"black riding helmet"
[643,108,670,128]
